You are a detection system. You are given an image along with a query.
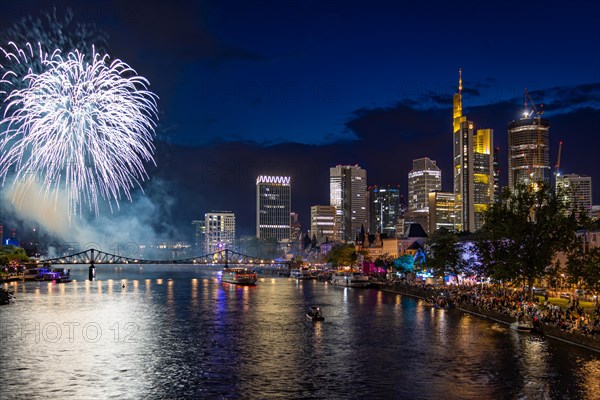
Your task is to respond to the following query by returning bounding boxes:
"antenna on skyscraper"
[458,68,463,94]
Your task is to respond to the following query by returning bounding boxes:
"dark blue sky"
[1,0,599,238]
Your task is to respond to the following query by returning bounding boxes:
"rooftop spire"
[458,68,463,94]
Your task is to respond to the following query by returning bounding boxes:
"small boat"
[222,268,257,285]
[306,306,324,321]
[423,297,436,307]
[434,295,452,309]
[510,319,534,332]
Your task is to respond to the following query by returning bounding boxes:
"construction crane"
[555,140,563,177]
[524,88,544,183]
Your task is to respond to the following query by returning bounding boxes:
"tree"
[374,253,395,270]
[326,244,356,268]
[474,183,581,300]
[425,228,466,283]
[393,255,415,274]
[567,246,600,304]
[290,255,304,270]
[0,245,30,265]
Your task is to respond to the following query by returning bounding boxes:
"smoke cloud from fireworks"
[0,44,159,218]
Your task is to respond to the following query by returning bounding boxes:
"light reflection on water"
[1,265,599,399]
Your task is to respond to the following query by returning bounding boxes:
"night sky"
[1,0,599,240]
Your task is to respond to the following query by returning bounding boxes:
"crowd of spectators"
[386,279,600,337]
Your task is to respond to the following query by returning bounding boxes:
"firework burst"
[0,46,158,217]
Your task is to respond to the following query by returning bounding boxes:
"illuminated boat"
[40,268,72,283]
[26,267,51,281]
[434,295,452,309]
[306,306,324,321]
[291,267,316,280]
[330,272,370,288]
[510,319,534,332]
[222,268,257,285]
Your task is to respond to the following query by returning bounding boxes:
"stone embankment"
[376,282,600,352]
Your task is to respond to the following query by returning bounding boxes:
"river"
[1,265,599,399]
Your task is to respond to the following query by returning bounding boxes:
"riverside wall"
[376,282,600,352]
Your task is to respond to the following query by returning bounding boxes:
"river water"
[1,265,599,399]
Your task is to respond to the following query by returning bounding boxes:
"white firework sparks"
[0,45,158,217]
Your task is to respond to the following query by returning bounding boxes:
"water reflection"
[0,266,598,399]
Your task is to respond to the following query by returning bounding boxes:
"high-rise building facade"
[256,175,291,241]
[368,185,401,237]
[330,165,367,242]
[556,174,593,218]
[310,205,336,243]
[507,117,550,189]
[407,158,441,232]
[493,146,500,200]
[428,191,457,233]
[290,212,302,242]
[191,219,206,250]
[452,70,494,232]
[204,212,235,253]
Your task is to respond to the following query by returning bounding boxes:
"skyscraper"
[330,165,367,242]
[493,146,500,200]
[507,116,550,189]
[556,174,593,218]
[310,205,336,243]
[368,185,402,237]
[428,191,457,233]
[191,219,206,250]
[204,211,236,253]
[290,212,302,242]
[452,70,494,232]
[407,158,441,233]
[256,175,291,241]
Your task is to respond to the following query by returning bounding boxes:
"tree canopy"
[326,244,357,268]
[474,183,581,299]
[0,245,30,265]
[425,227,467,283]
[567,246,600,301]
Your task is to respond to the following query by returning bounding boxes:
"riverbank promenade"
[377,280,600,352]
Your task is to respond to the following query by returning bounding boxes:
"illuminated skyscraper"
[256,176,291,241]
[556,174,593,218]
[368,185,402,237]
[204,211,236,253]
[330,165,367,241]
[428,191,457,233]
[290,212,302,242]
[310,205,336,242]
[507,116,550,189]
[452,70,494,232]
[407,158,441,233]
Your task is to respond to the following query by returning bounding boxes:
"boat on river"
[434,295,452,309]
[290,267,316,280]
[331,272,370,288]
[510,319,534,332]
[39,268,72,283]
[306,306,324,321]
[222,268,257,285]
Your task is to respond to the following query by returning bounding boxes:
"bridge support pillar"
[88,263,96,281]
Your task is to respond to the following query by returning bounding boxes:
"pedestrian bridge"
[41,248,289,267]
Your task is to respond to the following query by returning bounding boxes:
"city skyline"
[0,0,598,242]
